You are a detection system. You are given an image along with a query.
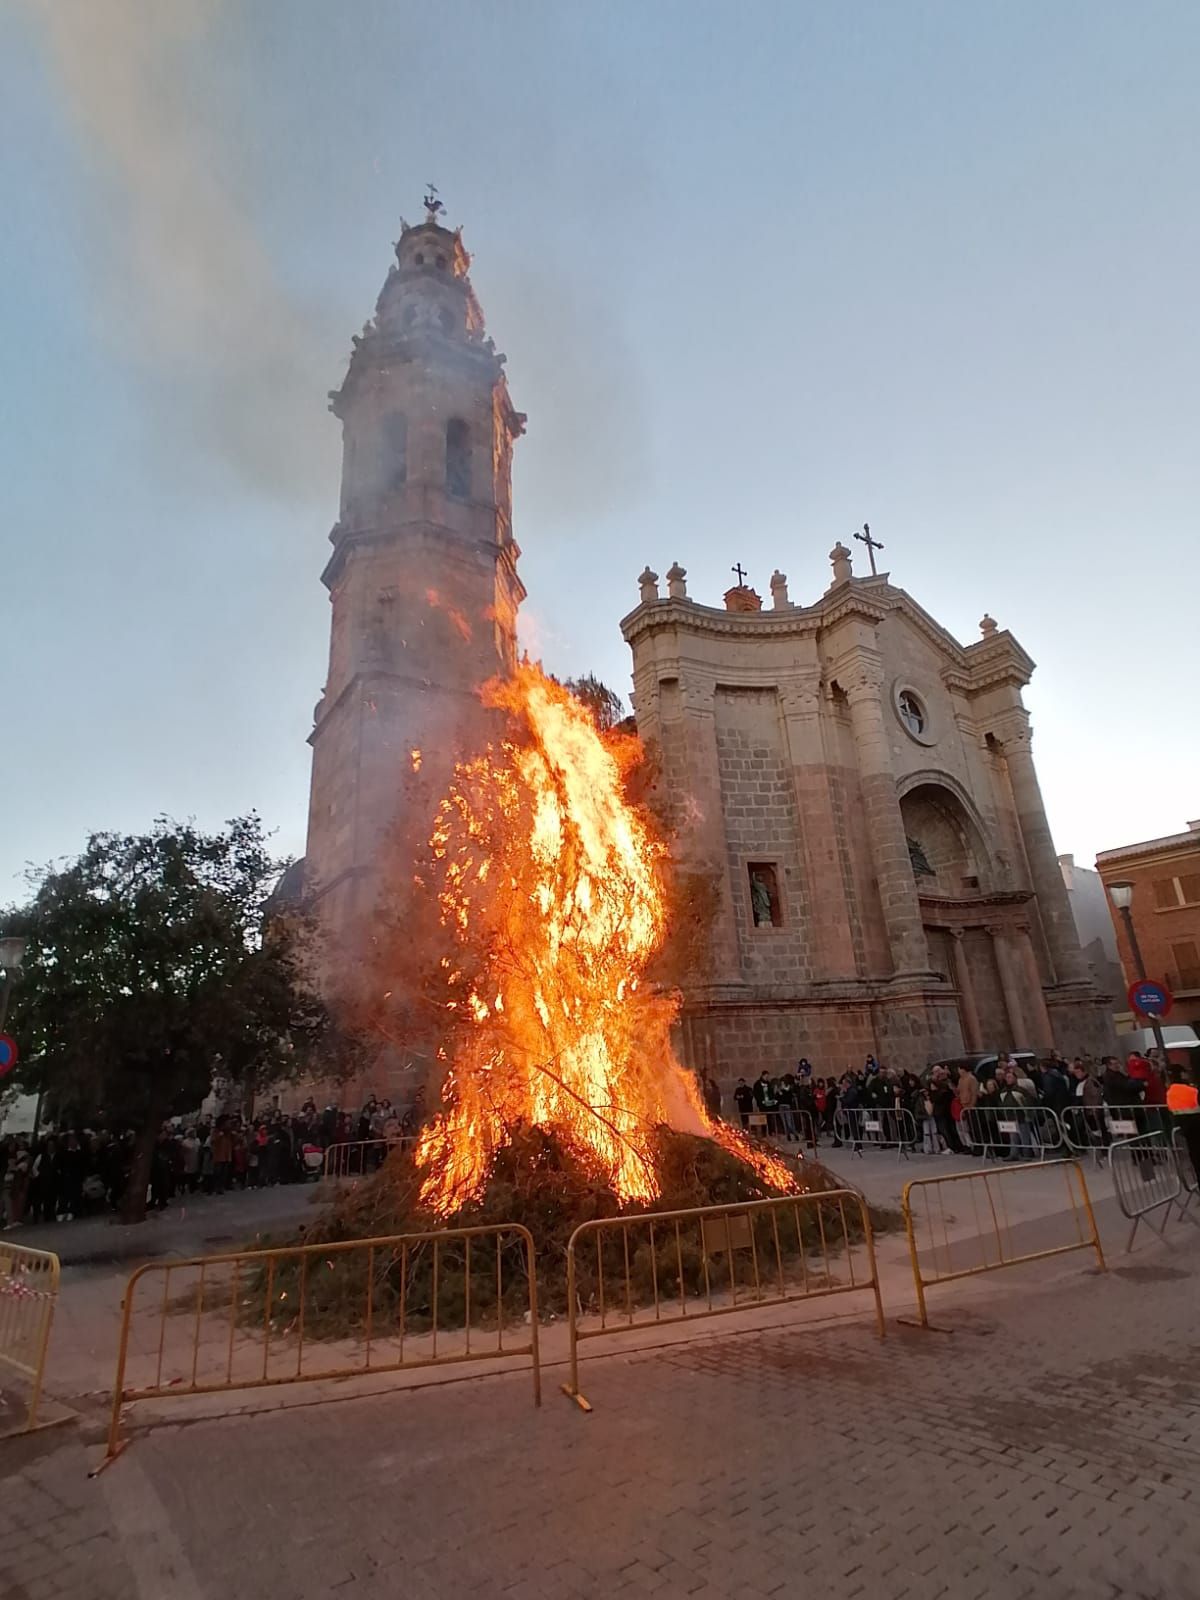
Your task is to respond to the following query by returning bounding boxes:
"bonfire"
[404,661,797,1215]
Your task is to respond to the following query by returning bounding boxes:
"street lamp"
[0,935,26,1032]
[1107,880,1170,1066]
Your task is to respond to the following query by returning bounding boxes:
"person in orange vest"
[1167,1069,1200,1186]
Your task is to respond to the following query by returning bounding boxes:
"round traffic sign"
[1128,979,1173,1018]
[0,1034,17,1076]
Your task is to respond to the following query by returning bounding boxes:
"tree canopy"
[3,815,328,1219]
[562,673,626,732]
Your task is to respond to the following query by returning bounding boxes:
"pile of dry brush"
[244,1125,882,1342]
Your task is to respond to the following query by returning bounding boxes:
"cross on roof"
[731,562,748,586]
[853,522,884,575]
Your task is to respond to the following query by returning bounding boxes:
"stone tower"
[304,197,526,980]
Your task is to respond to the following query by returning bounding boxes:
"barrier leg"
[900,1184,929,1330]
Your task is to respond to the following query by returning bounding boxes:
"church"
[299,200,1114,1088]
[621,555,1115,1081]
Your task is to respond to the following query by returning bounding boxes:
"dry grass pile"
[245,1124,874,1341]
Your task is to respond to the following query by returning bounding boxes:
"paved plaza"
[2,1154,1199,1600]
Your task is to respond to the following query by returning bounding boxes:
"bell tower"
[304,194,526,972]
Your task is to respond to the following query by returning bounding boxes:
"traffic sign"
[0,1034,17,1076]
[1128,979,1173,1018]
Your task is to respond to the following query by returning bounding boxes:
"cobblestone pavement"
[2,1244,1199,1599]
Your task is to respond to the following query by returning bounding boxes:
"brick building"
[1096,822,1200,1036]
[622,551,1115,1083]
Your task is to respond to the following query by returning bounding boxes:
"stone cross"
[853,522,884,575]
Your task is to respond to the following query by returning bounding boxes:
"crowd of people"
[730,1049,1194,1157]
[0,1095,420,1229]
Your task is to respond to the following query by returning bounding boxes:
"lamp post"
[0,935,26,1033]
[1107,881,1169,1066]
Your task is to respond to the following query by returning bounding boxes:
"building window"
[445,418,471,499]
[383,411,407,490]
[1152,874,1200,910]
[1172,940,1200,990]
[748,863,782,928]
[897,691,925,737]
[436,254,447,269]
[414,252,425,265]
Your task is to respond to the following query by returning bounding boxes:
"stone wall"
[712,687,812,987]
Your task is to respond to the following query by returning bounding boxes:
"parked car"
[924,1050,1038,1083]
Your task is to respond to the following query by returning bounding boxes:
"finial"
[731,561,748,587]
[770,570,790,609]
[829,542,853,587]
[979,613,998,637]
[424,183,445,221]
[666,562,689,601]
[638,567,660,604]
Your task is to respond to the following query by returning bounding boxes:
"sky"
[3,0,1198,903]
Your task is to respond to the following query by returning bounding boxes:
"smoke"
[19,0,338,501]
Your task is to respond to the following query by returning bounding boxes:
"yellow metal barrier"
[105,1223,539,1463]
[0,1241,60,1432]
[562,1189,884,1410]
[902,1159,1105,1327]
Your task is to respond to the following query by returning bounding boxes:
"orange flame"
[415,662,794,1213]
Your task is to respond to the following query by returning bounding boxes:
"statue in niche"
[907,836,936,878]
[749,864,781,927]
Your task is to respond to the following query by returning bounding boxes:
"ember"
[413,661,795,1214]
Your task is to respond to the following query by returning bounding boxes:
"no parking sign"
[0,1034,18,1077]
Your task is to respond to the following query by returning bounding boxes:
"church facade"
[299,203,1113,1091]
[622,551,1116,1083]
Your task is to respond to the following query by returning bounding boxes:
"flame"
[410,748,422,772]
[414,662,794,1213]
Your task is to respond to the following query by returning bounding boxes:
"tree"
[562,673,625,732]
[4,815,328,1223]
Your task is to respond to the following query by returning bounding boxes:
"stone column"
[989,927,1029,1045]
[1014,924,1054,1048]
[1000,721,1090,986]
[843,664,930,975]
[780,679,856,979]
[949,930,983,1050]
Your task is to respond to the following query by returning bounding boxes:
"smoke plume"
[19,0,339,501]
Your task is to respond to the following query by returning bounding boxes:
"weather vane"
[424,183,444,220]
[853,522,884,575]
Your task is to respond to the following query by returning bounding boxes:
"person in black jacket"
[732,1077,754,1130]
[928,1067,963,1155]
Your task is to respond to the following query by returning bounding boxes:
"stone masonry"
[623,552,1116,1088]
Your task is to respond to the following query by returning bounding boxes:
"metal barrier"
[1174,1126,1199,1218]
[960,1104,1065,1162]
[105,1223,540,1463]
[1059,1104,1170,1159]
[833,1106,918,1155]
[1109,1132,1183,1252]
[902,1159,1105,1326]
[322,1138,412,1180]
[0,1242,60,1433]
[561,1189,884,1409]
[743,1109,817,1145]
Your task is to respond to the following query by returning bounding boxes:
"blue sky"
[3,0,1198,901]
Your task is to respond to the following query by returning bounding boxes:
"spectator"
[928,1067,962,1155]
[733,1077,754,1130]
[752,1072,779,1136]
